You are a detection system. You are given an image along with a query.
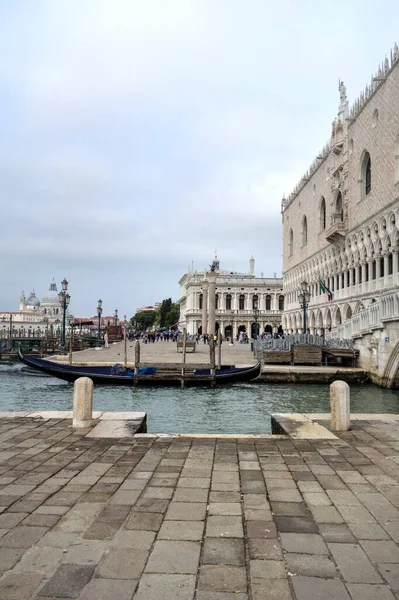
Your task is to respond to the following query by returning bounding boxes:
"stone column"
[376,258,381,281]
[349,269,353,287]
[73,377,93,427]
[330,380,350,431]
[201,280,208,335]
[384,253,390,283]
[207,272,217,336]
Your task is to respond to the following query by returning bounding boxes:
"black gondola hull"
[18,349,261,386]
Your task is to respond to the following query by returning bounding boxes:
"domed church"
[19,279,62,324]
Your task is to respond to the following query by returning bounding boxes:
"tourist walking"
[104,332,109,348]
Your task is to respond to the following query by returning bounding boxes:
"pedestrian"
[104,331,109,349]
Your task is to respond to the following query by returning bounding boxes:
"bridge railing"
[255,334,354,353]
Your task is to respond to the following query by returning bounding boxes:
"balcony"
[326,215,347,243]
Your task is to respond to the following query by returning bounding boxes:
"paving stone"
[318,523,356,543]
[0,547,25,570]
[134,573,196,600]
[173,488,208,502]
[268,488,302,502]
[196,593,248,600]
[209,492,241,503]
[166,502,207,521]
[14,546,64,574]
[251,578,293,600]
[326,489,361,506]
[275,516,318,533]
[337,505,376,523]
[209,503,241,516]
[0,525,48,547]
[302,492,332,506]
[203,538,245,565]
[124,511,163,531]
[206,516,244,538]
[0,572,44,599]
[250,559,286,578]
[349,522,390,540]
[177,478,211,488]
[145,540,200,574]
[23,513,60,527]
[35,505,70,515]
[379,564,399,591]
[346,583,396,600]
[112,529,156,549]
[0,512,28,528]
[198,565,247,593]
[37,531,79,548]
[292,576,350,600]
[248,538,283,561]
[328,543,382,583]
[246,521,277,539]
[285,552,338,578]
[142,486,174,499]
[96,547,148,579]
[64,541,108,565]
[280,533,328,554]
[38,564,94,598]
[310,505,344,523]
[360,540,399,563]
[153,514,204,539]
[83,520,120,540]
[78,578,138,600]
[271,502,311,517]
[134,498,169,513]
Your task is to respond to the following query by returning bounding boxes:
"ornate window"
[226,294,232,310]
[301,216,307,246]
[215,294,219,310]
[359,151,371,198]
[278,295,284,311]
[320,197,326,231]
[266,295,271,311]
[335,192,343,222]
[199,294,203,310]
[239,294,245,310]
[289,229,293,256]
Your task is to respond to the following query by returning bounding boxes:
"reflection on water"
[1,362,399,434]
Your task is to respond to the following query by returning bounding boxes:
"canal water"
[1,363,399,434]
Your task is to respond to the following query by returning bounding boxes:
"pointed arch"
[335,192,343,222]
[301,216,308,246]
[319,197,326,231]
[289,228,294,256]
[359,150,372,199]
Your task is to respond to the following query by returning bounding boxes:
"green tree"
[165,302,180,329]
[159,298,172,328]
[131,310,157,331]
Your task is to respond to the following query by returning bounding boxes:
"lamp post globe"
[58,279,70,352]
[299,280,310,334]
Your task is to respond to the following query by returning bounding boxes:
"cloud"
[0,0,398,315]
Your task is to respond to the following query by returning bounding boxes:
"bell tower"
[19,290,26,311]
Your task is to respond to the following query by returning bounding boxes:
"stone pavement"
[1,418,399,598]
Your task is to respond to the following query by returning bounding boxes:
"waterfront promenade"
[0,416,399,597]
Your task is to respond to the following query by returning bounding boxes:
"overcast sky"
[0,1,398,317]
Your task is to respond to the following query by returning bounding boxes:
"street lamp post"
[114,309,118,340]
[253,297,259,340]
[58,278,71,352]
[299,281,311,334]
[97,299,103,346]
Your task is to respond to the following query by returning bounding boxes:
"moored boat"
[18,349,261,386]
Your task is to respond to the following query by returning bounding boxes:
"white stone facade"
[282,46,399,344]
[179,257,284,338]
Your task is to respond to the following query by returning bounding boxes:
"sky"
[0,0,398,318]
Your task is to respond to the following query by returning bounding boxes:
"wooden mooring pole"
[217,329,222,370]
[134,341,140,386]
[124,331,128,368]
[209,338,216,387]
[181,328,187,387]
[69,329,74,366]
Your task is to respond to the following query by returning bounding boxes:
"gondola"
[18,349,261,386]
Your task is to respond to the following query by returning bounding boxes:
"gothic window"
[359,151,371,198]
[365,263,369,282]
[372,260,376,280]
[389,253,393,275]
[289,229,293,256]
[226,294,232,310]
[266,295,271,311]
[380,257,384,278]
[199,294,203,310]
[320,197,326,231]
[301,216,307,246]
[215,294,219,310]
[239,294,245,310]
[335,192,343,222]
[279,295,284,311]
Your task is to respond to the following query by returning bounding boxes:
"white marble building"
[179,256,284,338]
[281,44,399,386]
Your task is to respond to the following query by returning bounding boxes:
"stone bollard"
[73,377,93,427]
[330,380,350,431]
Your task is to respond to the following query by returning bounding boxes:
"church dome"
[26,291,40,308]
[41,280,59,304]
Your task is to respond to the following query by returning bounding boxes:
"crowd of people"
[128,330,179,343]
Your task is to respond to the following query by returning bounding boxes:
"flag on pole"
[319,280,333,301]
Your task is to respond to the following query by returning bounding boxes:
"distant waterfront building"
[0,279,72,337]
[179,256,284,337]
[281,44,399,386]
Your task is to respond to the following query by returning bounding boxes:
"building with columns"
[281,44,399,386]
[179,256,284,338]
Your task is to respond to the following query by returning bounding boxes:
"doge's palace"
[282,44,399,386]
